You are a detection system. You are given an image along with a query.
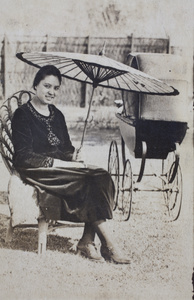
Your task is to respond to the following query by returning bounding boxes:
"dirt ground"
[0,128,193,300]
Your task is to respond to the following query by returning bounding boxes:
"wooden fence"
[0,34,170,105]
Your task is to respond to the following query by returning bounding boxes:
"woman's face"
[35,75,60,105]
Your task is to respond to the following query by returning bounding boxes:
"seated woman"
[11,65,130,264]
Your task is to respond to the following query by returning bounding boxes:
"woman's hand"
[53,159,86,168]
[72,147,85,162]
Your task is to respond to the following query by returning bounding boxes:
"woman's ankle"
[78,237,94,246]
[79,223,96,245]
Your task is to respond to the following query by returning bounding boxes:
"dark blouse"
[12,101,75,169]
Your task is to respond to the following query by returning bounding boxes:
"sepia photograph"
[0,1,193,299]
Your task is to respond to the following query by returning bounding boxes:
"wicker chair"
[0,90,57,255]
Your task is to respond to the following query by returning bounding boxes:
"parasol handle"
[79,86,95,149]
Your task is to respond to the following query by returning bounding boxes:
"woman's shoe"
[77,242,104,262]
[100,245,130,264]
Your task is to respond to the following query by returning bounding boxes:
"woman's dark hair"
[33,65,62,89]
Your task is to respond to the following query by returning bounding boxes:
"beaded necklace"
[27,101,60,146]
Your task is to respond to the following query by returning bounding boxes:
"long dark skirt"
[19,165,115,223]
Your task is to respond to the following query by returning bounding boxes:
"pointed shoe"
[77,242,104,262]
[100,245,130,264]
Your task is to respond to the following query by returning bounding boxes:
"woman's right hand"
[72,147,85,162]
[53,159,86,168]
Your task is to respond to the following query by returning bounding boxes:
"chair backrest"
[0,90,34,174]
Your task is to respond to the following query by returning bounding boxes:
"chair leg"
[5,219,13,243]
[38,218,48,255]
